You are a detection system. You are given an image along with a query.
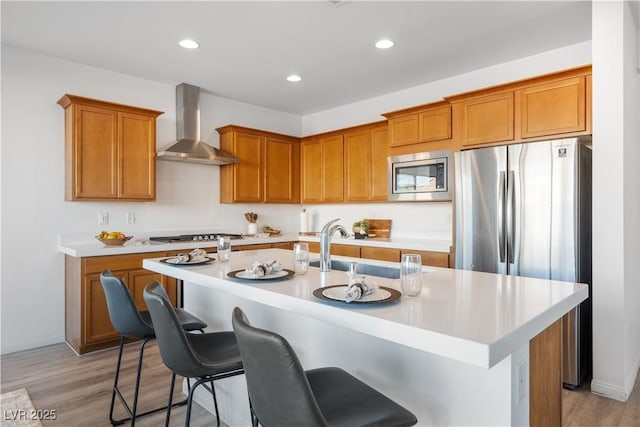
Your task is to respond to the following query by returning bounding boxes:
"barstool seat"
[231,307,418,427]
[143,281,244,427]
[100,270,207,426]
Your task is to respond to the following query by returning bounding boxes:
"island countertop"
[143,248,587,369]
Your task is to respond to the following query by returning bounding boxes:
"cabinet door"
[371,126,389,201]
[520,77,586,139]
[344,130,372,201]
[84,272,123,344]
[265,137,299,203]
[233,131,264,202]
[389,114,419,147]
[118,112,156,200]
[129,269,173,311]
[461,92,514,147]
[73,105,118,199]
[321,135,344,202]
[419,106,451,143]
[301,139,322,203]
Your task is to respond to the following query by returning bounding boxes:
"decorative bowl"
[95,235,133,247]
[262,227,281,236]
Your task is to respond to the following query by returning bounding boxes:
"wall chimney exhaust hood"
[157,83,239,165]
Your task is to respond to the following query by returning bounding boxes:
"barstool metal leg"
[109,336,127,426]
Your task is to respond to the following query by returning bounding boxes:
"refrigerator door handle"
[506,170,515,264]
[498,171,506,263]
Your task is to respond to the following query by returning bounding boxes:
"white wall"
[302,41,592,135]
[591,0,640,401]
[301,41,592,241]
[0,46,302,354]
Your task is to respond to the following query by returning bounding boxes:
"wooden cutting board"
[366,219,391,238]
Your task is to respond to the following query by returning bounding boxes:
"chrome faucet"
[319,218,349,272]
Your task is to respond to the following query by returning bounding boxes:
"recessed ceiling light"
[179,39,200,49]
[286,75,302,82]
[375,39,394,49]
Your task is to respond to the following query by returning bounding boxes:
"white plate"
[232,269,291,280]
[321,285,392,303]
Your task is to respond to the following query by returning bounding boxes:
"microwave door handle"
[498,171,506,263]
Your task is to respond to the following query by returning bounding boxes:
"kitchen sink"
[309,259,401,279]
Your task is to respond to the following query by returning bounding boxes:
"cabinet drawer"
[401,249,449,268]
[332,244,360,258]
[233,243,274,251]
[361,247,400,262]
[83,251,169,273]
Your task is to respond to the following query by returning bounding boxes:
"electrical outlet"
[127,212,135,224]
[98,211,109,226]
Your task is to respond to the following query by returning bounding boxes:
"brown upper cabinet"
[447,65,591,150]
[519,76,587,139]
[57,94,163,201]
[456,92,515,147]
[383,101,452,154]
[218,125,300,204]
[302,121,388,204]
[344,123,389,202]
[301,133,344,203]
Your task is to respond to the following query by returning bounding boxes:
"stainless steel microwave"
[388,150,452,201]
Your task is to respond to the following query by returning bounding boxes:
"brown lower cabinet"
[65,242,295,354]
[305,242,450,267]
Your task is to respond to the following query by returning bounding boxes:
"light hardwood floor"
[2,342,640,426]
[1,342,218,426]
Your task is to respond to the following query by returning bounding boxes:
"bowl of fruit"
[96,230,133,247]
[262,226,281,237]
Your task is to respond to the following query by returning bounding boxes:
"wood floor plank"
[1,343,222,426]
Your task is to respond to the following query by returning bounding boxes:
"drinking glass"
[217,236,231,263]
[400,254,422,296]
[293,243,309,274]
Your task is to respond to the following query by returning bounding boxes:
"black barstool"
[231,307,418,427]
[100,270,207,426]
[143,281,244,427]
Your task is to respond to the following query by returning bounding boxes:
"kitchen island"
[143,248,587,426]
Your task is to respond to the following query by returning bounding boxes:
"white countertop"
[143,248,587,368]
[58,232,451,257]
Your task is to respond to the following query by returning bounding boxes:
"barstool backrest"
[231,307,328,427]
[100,270,154,339]
[143,281,204,378]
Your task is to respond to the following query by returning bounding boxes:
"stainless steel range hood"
[157,83,239,165]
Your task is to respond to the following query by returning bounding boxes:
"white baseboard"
[591,379,629,402]
[0,336,64,356]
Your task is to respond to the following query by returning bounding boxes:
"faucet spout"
[320,218,349,272]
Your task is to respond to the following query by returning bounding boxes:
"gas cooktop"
[149,233,243,243]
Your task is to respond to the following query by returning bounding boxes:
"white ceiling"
[1,1,592,115]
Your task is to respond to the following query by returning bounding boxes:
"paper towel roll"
[300,209,309,233]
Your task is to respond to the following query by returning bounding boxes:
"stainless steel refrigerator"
[454,136,592,389]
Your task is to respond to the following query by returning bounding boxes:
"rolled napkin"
[344,276,378,303]
[243,260,283,278]
[167,248,209,264]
